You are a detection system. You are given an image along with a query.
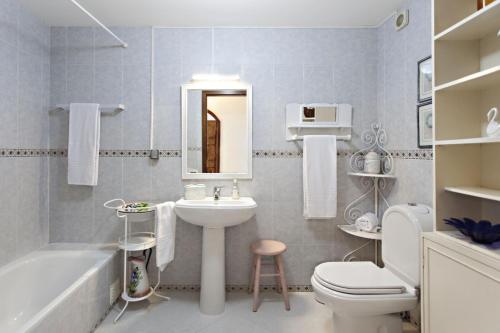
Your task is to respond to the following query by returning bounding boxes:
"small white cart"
[104,199,170,323]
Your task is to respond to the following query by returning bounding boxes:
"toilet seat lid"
[314,262,407,295]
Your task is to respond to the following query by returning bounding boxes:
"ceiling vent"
[395,10,409,31]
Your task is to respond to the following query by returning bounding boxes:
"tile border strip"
[158,284,314,293]
[0,148,433,160]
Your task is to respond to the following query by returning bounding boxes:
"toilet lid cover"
[314,262,407,295]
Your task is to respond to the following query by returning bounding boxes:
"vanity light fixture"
[191,74,240,82]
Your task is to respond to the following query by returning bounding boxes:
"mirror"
[182,81,252,179]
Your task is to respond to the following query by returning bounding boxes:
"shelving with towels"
[286,103,352,141]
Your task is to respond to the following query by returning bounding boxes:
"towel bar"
[50,104,125,113]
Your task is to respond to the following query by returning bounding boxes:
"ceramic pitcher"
[128,256,150,297]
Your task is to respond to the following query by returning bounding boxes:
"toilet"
[311,203,433,333]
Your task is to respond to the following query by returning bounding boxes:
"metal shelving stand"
[339,123,396,265]
[104,199,170,323]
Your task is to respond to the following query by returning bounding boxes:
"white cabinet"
[422,233,500,333]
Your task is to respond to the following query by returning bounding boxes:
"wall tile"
[0,159,18,266]
[67,27,94,66]
[17,158,48,257]
[121,27,152,67]
[273,29,306,65]
[180,28,212,65]
[241,64,274,150]
[93,158,123,243]
[154,28,182,66]
[303,65,334,102]
[67,64,94,103]
[49,158,94,243]
[213,28,244,65]
[123,158,153,201]
[0,40,19,147]
[94,27,123,67]
[18,4,44,57]
[0,0,18,47]
[241,28,276,65]
[153,103,181,150]
[0,0,51,268]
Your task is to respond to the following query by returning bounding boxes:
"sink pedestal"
[174,197,257,315]
[200,227,225,315]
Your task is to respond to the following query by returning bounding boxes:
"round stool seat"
[251,240,287,256]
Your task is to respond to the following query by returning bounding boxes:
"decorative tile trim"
[0,148,52,157]
[388,149,433,160]
[158,284,313,293]
[0,148,433,160]
[252,150,352,158]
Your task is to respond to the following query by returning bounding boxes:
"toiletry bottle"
[232,179,240,200]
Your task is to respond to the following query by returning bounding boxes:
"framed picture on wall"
[417,56,432,103]
[417,102,433,148]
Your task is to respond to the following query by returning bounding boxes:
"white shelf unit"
[435,137,500,145]
[444,186,500,202]
[433,0,500,254]
[435,0,500,41]
[285,103,352,141]
[425,2,500,332]
[435,66,500,92]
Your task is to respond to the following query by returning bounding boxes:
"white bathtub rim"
[0,245,118,333]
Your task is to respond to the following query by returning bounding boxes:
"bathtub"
[0,244,121,333]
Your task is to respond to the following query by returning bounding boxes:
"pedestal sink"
[175,197,257,315]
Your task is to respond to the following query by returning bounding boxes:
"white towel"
[303,135,337,219]
[67,103,100,186]
[155,202,176,271]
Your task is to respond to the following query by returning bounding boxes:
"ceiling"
[20,0,405,28]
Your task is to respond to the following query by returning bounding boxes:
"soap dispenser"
[232,179,240,200]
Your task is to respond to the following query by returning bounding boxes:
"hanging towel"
[303,135,337,219]
[67,103,101,186]
[155,202,176,271]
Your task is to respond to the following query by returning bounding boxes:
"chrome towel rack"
[51,104,126,113]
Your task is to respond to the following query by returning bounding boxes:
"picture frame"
[417,56,432,103]
[417,101,433,148]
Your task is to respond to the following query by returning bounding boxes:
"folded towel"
[303,135,337,219]
[155,202,176,271]
[67,103,100,186]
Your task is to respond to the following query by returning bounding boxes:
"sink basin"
[175,197,257,228]
[174,196,257,315]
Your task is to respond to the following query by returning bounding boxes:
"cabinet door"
[422,240,500,333]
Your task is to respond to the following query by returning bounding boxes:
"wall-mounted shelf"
[435,137,500,145]
[444,186,500,202]
[286,103,352,141]
[435,66,500,92]
[338,224,382,241]
[435,1,500,41]
[347,172,396,179]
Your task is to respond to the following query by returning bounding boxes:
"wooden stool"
[249,240,290,312]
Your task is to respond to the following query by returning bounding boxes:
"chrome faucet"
[213,186,224,200]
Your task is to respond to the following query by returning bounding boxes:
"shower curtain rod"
[69,0,128,48]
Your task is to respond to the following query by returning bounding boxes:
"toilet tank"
[381,203,433,287]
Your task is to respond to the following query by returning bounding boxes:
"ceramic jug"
[128,256,150,297]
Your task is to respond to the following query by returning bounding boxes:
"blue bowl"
[444,218,500,244]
